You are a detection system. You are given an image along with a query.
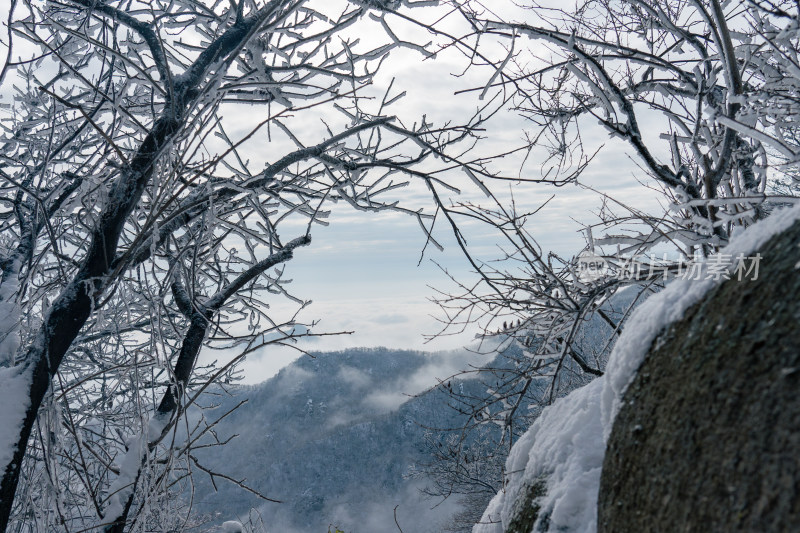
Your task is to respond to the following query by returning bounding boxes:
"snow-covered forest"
[0,0,798,531]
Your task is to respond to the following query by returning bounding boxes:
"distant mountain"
[187,288,644,533]
[188,348,487,533]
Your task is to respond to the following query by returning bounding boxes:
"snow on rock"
[473,205,800,533]
[0,367,31,479]
[601,203,800,440]
[474,379,604,533]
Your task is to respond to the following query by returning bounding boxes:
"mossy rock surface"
[598,219,800,532]
[505,478,547,533]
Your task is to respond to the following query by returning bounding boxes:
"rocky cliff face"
[598,219,800,532]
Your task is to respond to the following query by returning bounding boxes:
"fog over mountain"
[185,284,638,533]
[188,347,499,532]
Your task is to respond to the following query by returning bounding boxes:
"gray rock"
[598,219,800,532]
[505,478,547,533]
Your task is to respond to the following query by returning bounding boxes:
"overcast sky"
[228,110,657,384]
[198,3,664,383]
[0,1,663,384]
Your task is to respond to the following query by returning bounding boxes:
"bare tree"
[414,0,800,508]
[0,1,495,530]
